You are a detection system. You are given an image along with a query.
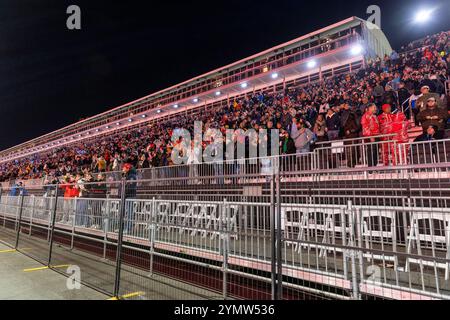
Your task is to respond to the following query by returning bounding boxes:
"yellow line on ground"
[121,291,145,299]
[0,249,16,253]
[23,264,70,272]
[107,291,145,300]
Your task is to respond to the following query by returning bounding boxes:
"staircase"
[408,124,423,142]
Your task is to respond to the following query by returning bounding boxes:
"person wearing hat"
[417,97,448,139]
[416,85,443,112]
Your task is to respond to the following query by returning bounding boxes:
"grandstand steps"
[407,125,423,141]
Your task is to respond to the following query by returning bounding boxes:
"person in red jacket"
[378,104,396,166]
[378,104,410,165]
[361,103,380,167]
[391,107,410,165]
[59,176,79,198]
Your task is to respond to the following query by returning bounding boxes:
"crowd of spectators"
[1,31,449,186]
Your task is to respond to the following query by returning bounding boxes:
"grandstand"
[0,16,449,300]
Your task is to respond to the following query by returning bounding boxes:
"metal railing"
[1,159,450,300]
[3,137,449,191]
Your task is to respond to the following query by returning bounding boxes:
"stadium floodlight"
[307,60,317,68]
[193,98,199,103]
[156,109,161,113]
[173,104,179,108]
[116,122,120,126]
[351,44,363,55]
[271,73,279,79]
[141,114,147,118]
[240,82,248,89]
[414,9,433,23]
[215,91,221,96]
[96,129,99,132]
[105,126,109,129]
[128,118,132,122]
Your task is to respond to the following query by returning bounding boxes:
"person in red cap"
[378,104,410,166]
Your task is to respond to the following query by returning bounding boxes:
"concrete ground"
[0,242,108,300]
[0,225,223,300]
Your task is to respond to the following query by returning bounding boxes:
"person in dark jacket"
[87,173,108,230]
[417,97,448,139]
[414,125,440,142]
[280,129,296,155]
[121,163,137,235]
[382,84,398,111]
[397,82,412,118]
[413,125,441,159]
[343,110,362,168]
[325,107,341,141]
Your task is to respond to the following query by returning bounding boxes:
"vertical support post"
[275,170,283,300]
[103,195,110,259]
[149,197,156,277]
[14,191,25,249]
[71,197,77,250]
[348,200,361,300]
[1,187,4,228]
[47,195,53,242]
[270,174,277,300]
[47,184,59,266]
[222,198,229,300]
[29,195,35,236]
[113,178,127,299]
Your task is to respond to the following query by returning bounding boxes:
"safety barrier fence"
[3,136,448,191]
[1,161,450,300]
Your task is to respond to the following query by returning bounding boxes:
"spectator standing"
[313,114,327,142]
[291,120,315,154]
[325,107,341,141]
[361,103,381,167]
[121,163,137,235]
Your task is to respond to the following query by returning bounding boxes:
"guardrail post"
[47,184,59,266]
[270,174,277,300]
[71,197,77,250]
[275,170,283,300]
[347,200,361,300]
[14,191,25,249]
[103,195,110,259]
[222,198,229,300]
[29,195,35,236]
[47,196,53,242]
[148,197,156,277]
[113,177,127,299]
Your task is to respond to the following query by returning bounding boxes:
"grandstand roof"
[0,16,388,162]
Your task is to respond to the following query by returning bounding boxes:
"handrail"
[3,137,449,190]
[314,133,396,146]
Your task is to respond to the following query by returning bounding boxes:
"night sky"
[0,0,449,150]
